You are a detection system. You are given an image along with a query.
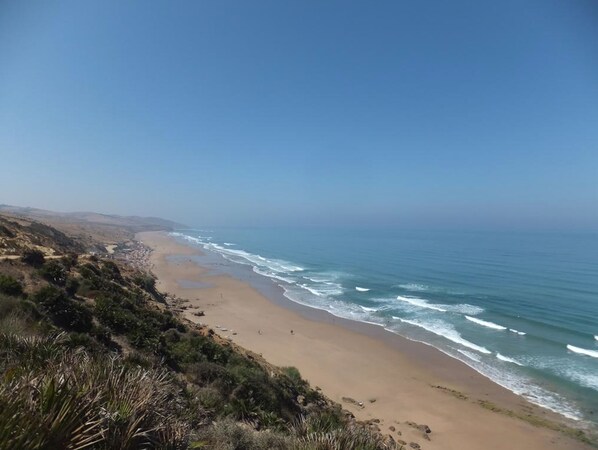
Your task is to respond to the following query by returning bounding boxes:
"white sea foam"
[355,287,370,292]
[564,369,598,392]
[395,317,491,354]
[595,335,598,341]
[280,285,385,328]
[496,353,524,366]
[205,243,305,274]
[566,345,598,359]
[252,267,295,284]
[394,296,483,315]
[457,349,482,362]
[398,283,429,292]
[509,328,526,336]
[223,242,235,246]
[171,233,204,246]
[298,284,324,297]
[297,282,343,297]
[450,304,485,315]
[465,316,507,330]
[396,296,447,312]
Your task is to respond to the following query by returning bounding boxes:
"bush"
[190,361,234,388]
[101,260,123,283]
[0,294,22,320]
[0,274,23,296]
[94,295,138,334]
[32,286,92,332]
[39,260,68,286]
[134,273,156,291]
[65,276,80,296]
[60,253,78,269]
[282,366,302,383]
[21,249,45,267]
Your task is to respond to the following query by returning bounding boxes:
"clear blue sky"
[1,1,597,229]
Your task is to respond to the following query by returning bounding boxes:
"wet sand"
[139,231,593,450]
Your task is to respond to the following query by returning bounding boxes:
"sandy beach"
[139,231,593,450]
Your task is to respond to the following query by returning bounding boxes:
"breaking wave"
[566,345,598,359]
[465,316,507,330]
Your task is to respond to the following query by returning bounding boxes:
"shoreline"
[139,230,594,450]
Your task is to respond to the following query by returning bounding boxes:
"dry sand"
[139,231,593,450]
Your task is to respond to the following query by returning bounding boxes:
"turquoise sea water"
[171,228,598,427]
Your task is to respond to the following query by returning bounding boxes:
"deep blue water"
[171,228,598,426]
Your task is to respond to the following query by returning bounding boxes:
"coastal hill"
[0,210,404,449]
[0,204,185,252]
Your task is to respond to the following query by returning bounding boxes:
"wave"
[595,335,598,341]
[450,304,485,315]
[394,317,491,354]
[279,284,386,328]
[457,349,482,362]
[395,296,483,315]
[179,232,345,302]
[496,353,524,366]
[566,345,598,359]
[253,267,295,284]
[509,328,526,336]
[297,282,343,298]
[564,369,598,392]
[396,296,447,312]
[171,232,204,246]
[355,287,370,292]
[465,316,507,330]
[205,242,305,274]
[223,242,235,246]
[305,277,330,283]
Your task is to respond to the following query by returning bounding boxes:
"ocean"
[170,227,598,427]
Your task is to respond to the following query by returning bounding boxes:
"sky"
[1,1,597,230]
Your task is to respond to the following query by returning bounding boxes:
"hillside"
[0,205,185,249]
[0,214,403,449]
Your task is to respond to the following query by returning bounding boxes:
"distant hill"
[0,204,184,231]
[0,205,185,248]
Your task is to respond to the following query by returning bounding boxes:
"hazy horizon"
[1,1,597,231]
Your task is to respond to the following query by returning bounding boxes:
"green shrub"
[21,249,45,267]
[64,276,80,296]
[282,366,302,384]
[101,260,123,283]
[60,253,78,269]
[0,294,21,318]
[32,286,92,332]
[134,273,156,291]
[190,361,235,388]
[0,274,23,296]
[94,295,138,334]
[39,260,67,286]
